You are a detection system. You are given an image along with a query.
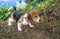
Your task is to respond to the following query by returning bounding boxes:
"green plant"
[0,0,55,21]
[0,5,11,20]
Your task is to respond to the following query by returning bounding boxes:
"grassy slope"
[0,0,60,39]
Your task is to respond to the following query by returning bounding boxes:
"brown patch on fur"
[27,9,39,22]
[18,15,24,23]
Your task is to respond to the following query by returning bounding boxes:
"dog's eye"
[35,16,37,17]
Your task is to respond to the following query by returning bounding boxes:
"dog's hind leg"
[17,22,22,31]
[8,13,16,26]
[8,18,14,26]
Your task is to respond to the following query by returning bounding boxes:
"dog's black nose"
[39,19,41,21]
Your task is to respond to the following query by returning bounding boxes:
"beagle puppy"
[8,9,40,31]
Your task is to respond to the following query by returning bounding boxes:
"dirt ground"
[0,0,60,39]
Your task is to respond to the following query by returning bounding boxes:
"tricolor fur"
[8,9,40,31]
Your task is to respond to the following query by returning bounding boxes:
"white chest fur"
[22,18,28,25]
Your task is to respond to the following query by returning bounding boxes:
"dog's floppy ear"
[27,13,33,21]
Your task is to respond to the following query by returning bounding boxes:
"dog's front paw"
[18,28,22,31]
[30,25,34,27]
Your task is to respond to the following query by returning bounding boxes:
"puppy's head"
[27,9,40,22]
